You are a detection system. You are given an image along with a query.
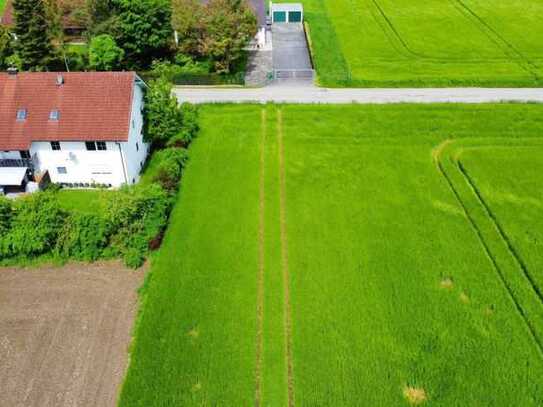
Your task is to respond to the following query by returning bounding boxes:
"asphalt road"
[174,86,543,104]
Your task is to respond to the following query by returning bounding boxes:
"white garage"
[270,2,303,23]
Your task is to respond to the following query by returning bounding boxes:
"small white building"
[0,71,150,192]
[270,2,303,24]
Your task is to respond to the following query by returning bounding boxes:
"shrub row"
[0,147,189,268]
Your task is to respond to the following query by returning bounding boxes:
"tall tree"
[12,0,55,70]
[199,0,256,73]
[88,34,124,70]
[0,25,14,69]
[114,0,173,69]
[171,0,202,55]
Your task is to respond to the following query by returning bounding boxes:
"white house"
[0,70,150,193]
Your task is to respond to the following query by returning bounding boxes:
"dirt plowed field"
[0,262,143,407]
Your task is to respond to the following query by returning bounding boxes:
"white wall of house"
[121,83,150,185]
[31,141,127,187]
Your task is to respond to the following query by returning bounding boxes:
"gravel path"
[174,86,543,104]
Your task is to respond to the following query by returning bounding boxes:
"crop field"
[297,0,543,87]
[0,262,143,407]
[120,104,543,406]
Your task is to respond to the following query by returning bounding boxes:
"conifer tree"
[12,0,54,70]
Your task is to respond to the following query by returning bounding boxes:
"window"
[86,141,107,151]
[16,109,27,121]
[132,119,135,129]
[20,150,30,159]
[51,141,61,151]
[57,166,67,174]
[49,109,60,121]
[136,142,139,152]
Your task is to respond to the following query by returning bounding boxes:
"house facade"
[0,71,149,191]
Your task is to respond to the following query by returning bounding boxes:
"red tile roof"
[0,72,137,150]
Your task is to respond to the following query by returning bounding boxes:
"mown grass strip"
[277,109,295,407]
[255,109,266,407]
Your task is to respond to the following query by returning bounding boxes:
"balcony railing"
[0,158,35,169]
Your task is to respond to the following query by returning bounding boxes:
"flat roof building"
[270,2,303,23]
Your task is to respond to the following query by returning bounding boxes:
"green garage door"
[273,11,286,22]
[288,11,302,22]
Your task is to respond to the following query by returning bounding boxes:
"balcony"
[0,158,35,170]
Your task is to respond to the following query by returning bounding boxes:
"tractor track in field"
[255,109,266,407]
[457,158,543,306]
[450,0,540,81]
[277,109,296,407]
[363,0,542,69]
[434,140,543,357]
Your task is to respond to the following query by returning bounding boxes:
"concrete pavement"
[174,85,543,104]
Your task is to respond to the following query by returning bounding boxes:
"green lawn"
[295,0,543,87]
[120,104,543,406]
[57,189,105,214]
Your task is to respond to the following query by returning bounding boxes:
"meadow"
[297,0,543,87]
[120,104,543,406]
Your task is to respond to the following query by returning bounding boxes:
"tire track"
[434,141,543,357]
[277,109,295,407]
[450,0,540,81]
[255,109,266,407]
[457,160,543,306]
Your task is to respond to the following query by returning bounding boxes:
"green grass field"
[459,145,543,309]
[296,0,543,87]
[56,189,106,214]
[120,104,543,406]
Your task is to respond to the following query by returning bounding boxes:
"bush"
[0,197,13,235]
[123,247,145,268]
[105,184,170,261]
[55,213,109,260]
[153,148,189,191]
[1,193,65,257]
[167,103,199,147]
[88,34,124,71]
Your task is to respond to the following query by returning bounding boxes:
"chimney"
[7,67,18,75]
[56,74,64,86]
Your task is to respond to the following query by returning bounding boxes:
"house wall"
[121,83,150,185]
[30,141,127,187]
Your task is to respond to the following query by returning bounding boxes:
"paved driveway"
[272,24,312,71]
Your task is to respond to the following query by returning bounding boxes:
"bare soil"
[0,261,144,407]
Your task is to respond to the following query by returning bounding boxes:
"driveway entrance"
[272,24,314,85]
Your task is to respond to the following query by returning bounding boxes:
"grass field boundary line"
[277,109,295,407]
[255,109,266,407]
[314,0,352,81]
[457,159,543,306]
[450,0,540,81]
[435,143,543,357]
